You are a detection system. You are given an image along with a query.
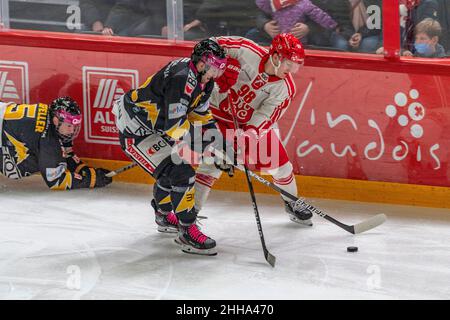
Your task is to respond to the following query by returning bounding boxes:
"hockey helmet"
[269,33,305,64]
[50,96,82,143]
[191,39,227,78]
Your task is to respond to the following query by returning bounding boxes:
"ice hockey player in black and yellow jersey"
[0,97,112,190]
[112,39,227,256]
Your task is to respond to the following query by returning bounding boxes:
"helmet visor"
[56,110,82,143]
[203,54,227,79]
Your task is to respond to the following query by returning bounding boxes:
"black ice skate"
[174,223,217,256]
[151,199,179,233]
[284,200,313,227]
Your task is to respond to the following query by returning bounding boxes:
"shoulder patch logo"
[184,70,197,97]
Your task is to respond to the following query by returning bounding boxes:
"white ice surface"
[0,175,449,300]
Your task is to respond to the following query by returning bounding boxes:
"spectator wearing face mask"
[403,18,446,57]
[400,0,440,52]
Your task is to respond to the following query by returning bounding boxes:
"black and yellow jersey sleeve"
[121,58,216,141]
[37,134,97,190]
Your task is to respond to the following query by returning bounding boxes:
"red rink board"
[1,30,450,187]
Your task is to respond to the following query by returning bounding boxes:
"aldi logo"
[0,61,29,104]
[82,66,139,144]
[93,79,125,109]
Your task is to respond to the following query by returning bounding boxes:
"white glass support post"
[166,0,184,41]
[0,0,10,28]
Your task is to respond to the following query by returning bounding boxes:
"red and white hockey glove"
[216,57,241,93]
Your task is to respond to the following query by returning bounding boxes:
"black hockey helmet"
[191,39,227,78]
[49,96,82,143]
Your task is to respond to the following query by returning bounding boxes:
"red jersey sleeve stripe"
[218,37,267,57]
[284,74,296,98]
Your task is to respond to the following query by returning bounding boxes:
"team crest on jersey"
[252,74,269,90]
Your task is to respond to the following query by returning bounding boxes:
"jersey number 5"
[4,104,37,120]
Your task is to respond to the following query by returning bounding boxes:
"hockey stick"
[233,165,386,235]
[228,93,276,267]
[106,162,138,178]
[208,134,385,235]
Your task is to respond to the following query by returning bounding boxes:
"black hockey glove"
[214,159,235,177]
[94,168,113,188]
[213,139,237,178]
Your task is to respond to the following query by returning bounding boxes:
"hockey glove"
[214,159,235,177]
[94,168,113,188]
[215,57,241,93]
[212,139,237,178]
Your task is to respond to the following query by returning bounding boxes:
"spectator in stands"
[195,0,258,37]
[308,0,383,52]
[254,0,337,45]
[80,0,116,33]
[307,0,355,50]
[437,0,450,55]
[286,0,377,52]
[403,18,447,57]
[245,10,280,46]
[101,0,166,37]
[161,0,207,40]
[346,0,383,53]
[401,0,440,52]
[246,0,342,47]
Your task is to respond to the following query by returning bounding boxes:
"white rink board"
[0,175,449,300]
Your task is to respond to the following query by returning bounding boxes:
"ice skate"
[174,223,217,256]
[284,200,313,227]
[151,199,179,233]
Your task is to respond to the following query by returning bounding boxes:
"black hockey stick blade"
[265,251,276,267]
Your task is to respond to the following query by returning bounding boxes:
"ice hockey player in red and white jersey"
[195,33,314,226]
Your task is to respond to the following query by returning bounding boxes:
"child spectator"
[245,10,279,45]
[255,0,337,43]
[404,18,446,57]
[401,0,439,52]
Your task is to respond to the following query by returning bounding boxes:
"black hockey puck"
[347,246,358,252]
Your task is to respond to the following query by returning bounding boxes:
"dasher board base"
[82,158,450,209]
